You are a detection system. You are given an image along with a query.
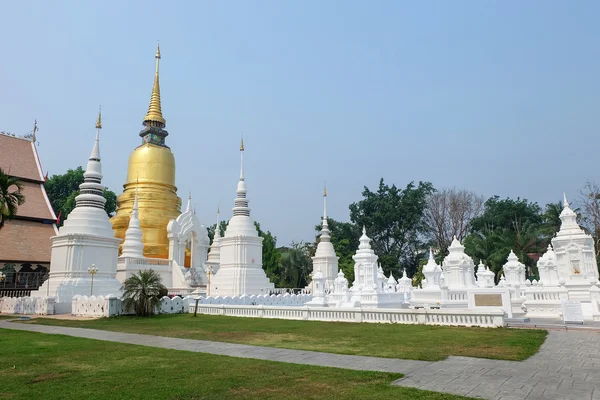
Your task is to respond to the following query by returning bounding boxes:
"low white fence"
[189,304,506,327]
[199,293,312,307]
[71,295,194,317]
[0,296,55,315]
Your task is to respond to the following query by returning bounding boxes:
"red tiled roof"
[0,219,56,263]
[16,181,56,220]
[0,135,43,182]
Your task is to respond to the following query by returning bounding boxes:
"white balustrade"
[188,304,505,328]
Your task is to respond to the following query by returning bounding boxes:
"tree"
[278,241,313,288]
[423,188,484,255]
[464,196,544,278]
[349,179,435,277]
[0,168,25,229]
[315,218,361,282]
[45,166,118,226]
[580,182,600,269]
[254,221,282,284]
[121,269,167,316]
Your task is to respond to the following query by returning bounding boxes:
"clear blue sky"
[1,1,599,245]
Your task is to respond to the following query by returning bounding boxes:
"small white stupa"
[33,109,122,313]
[120,184,144,258]
[311,186,339,289]
[441,236,477,289]
[501,250,526,286]
[210,139,275,296]
[422,248,443,288]
[206,207,222,275]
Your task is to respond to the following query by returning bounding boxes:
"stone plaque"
[474,294,503,307]
[561,300,584,324]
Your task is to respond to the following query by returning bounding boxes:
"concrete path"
[1,320,599,400]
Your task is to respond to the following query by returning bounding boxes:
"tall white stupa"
[210,139,274,296]
[311,186,339,289]
[33,110,122,313]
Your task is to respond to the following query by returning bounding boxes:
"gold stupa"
[110,44,182,259]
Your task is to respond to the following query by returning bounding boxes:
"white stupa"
[206,207,222,275]
[441,236,477,289]
[311,186,339,289]
[210,139,274,296]
[120,185,144,258]
[552,194,599,283]
[422,248,442,288]
[33,110,122,313]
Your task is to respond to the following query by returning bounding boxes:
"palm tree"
[121,270,167,316]
[0,168,25,230]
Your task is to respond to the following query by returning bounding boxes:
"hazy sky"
[1,1,599,245]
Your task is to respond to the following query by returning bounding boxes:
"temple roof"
[17,181,56,220]
[0,219,56,263]
[0,134,44,182]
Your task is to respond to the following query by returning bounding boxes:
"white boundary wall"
[0,296,56,315]
[71,295,194,317]
[189,304,506,327]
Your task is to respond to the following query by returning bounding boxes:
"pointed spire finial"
[563,192,569,208]
[32,119,38,142]
[186,192,192,212]
[143,42,166,126]
[96,105,102,129]
[362,225,366,234]
[429,247,434,259]
[323,184,327,197]
[239,137,245,181]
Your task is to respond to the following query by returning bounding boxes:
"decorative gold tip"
[323,185,327,197]
[143,43,166,126]
[96,106,102,129]
[240,137,245,151]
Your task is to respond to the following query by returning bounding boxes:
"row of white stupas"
[28,118,600,321]
[303,195,600,321]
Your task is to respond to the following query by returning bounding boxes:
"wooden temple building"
[0,127,57,293]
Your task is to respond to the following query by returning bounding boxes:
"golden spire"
[96,106,102,129]
[240,136,245,151]
[323,184,327,197]
[143,42,166,126]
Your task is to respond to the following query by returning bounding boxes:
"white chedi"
[550,194,599,283]
[210,141,275,296]
[422,248,442,288]
[537,244,560,286]
[501,250,526,286]
[476,261,495,288]
[311,187,339,289]
[386,273,397,292]
[350,227,379,293]
[206,208,222,275]
[120,187,144,258]
[32,113,122,313]
[441,236,476,289]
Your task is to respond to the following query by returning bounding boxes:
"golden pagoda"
[110,44,182,259]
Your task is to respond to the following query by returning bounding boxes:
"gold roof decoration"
[95,106,102,129]
[143,42,166,126]
[240,136,245,151]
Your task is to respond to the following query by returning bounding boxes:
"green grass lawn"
[0,329,470,400]
[24,314,547,361]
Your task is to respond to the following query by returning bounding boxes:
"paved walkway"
[1,321,599,400]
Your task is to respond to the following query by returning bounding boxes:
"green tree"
[349,179,435,277]
[45,166,118,226]
[121,269,167,317]
[0,168,25,229]
[278,241,313,288]
[254,221,282,284]
[465,196,544,278]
